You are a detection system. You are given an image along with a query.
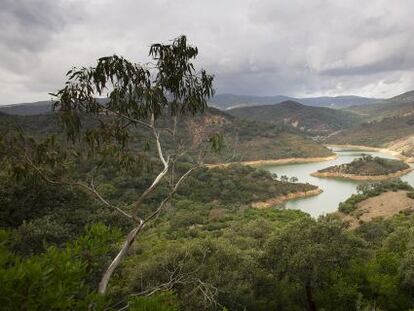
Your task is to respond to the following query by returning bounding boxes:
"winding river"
[262,147,414,217]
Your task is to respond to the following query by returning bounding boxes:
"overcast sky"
[1,0,414,105]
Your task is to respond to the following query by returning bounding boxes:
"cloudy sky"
[1,0,414,105]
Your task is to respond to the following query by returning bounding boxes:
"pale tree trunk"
[98,222,144,294]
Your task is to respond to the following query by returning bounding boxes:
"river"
[262,147,414,217]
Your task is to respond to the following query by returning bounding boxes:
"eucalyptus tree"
[0,36,218,294]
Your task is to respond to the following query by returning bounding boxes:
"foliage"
[178,164,316,205]
[0,224,120,310]
[262,216,365,310]
[128,291,178,311]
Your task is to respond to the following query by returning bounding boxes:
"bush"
[129,291,178,311]
[0,224,121,310]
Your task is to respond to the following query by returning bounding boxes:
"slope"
[227,100,362,136]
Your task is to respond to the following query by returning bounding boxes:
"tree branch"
[22,152,133,220]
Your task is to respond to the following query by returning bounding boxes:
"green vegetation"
[179,164,316,204]
[317,155,410,176]
[338,180,412,214]
[0,106,333,164]
[228,100,362,136]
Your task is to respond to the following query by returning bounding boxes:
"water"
[262,147,414,217]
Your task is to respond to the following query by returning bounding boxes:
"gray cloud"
[0,0,414,105]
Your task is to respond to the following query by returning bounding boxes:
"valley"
[3,4,414,309]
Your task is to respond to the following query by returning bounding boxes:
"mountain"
[227,100,363,136]
[209,93,380,110]
[0,100,53,115]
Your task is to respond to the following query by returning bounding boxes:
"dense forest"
[3,156,414,310]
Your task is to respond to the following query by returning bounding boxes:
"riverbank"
[251,188,323,209]
[326,144,414,163]
[311,167,413,181]
[207,154,338,168]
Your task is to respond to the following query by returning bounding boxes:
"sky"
[1,0,414,105]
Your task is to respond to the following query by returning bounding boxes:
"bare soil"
[339,190,414,228]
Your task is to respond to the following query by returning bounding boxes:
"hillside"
[325,114,414,156]
[326,90,414,158]
[0,107,333,163]
[188,108,333,162]
[227,100,362,136]
[210,93,380,110]
[345,90,414,121]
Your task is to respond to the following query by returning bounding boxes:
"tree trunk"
[305,283,317,311]
[98,223,144,294]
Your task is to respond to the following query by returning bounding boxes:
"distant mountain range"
[1,91,409,116]
[209,93,382,110]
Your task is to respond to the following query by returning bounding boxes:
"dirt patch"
[339,190,414,228]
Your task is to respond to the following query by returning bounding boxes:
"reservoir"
[262,147,414,217]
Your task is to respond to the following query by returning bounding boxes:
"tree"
[262,217,365,311]
[0,36,218,294]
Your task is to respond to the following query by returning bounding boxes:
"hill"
[312,155,411,180]
[193,108,333,162]
[0,107,333,163]
[325,114,414,158]
[345,90,414,121]
[0,101,53,115]
[210,93,380,110]
[326,90,414,158]
[227,100,362,136]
